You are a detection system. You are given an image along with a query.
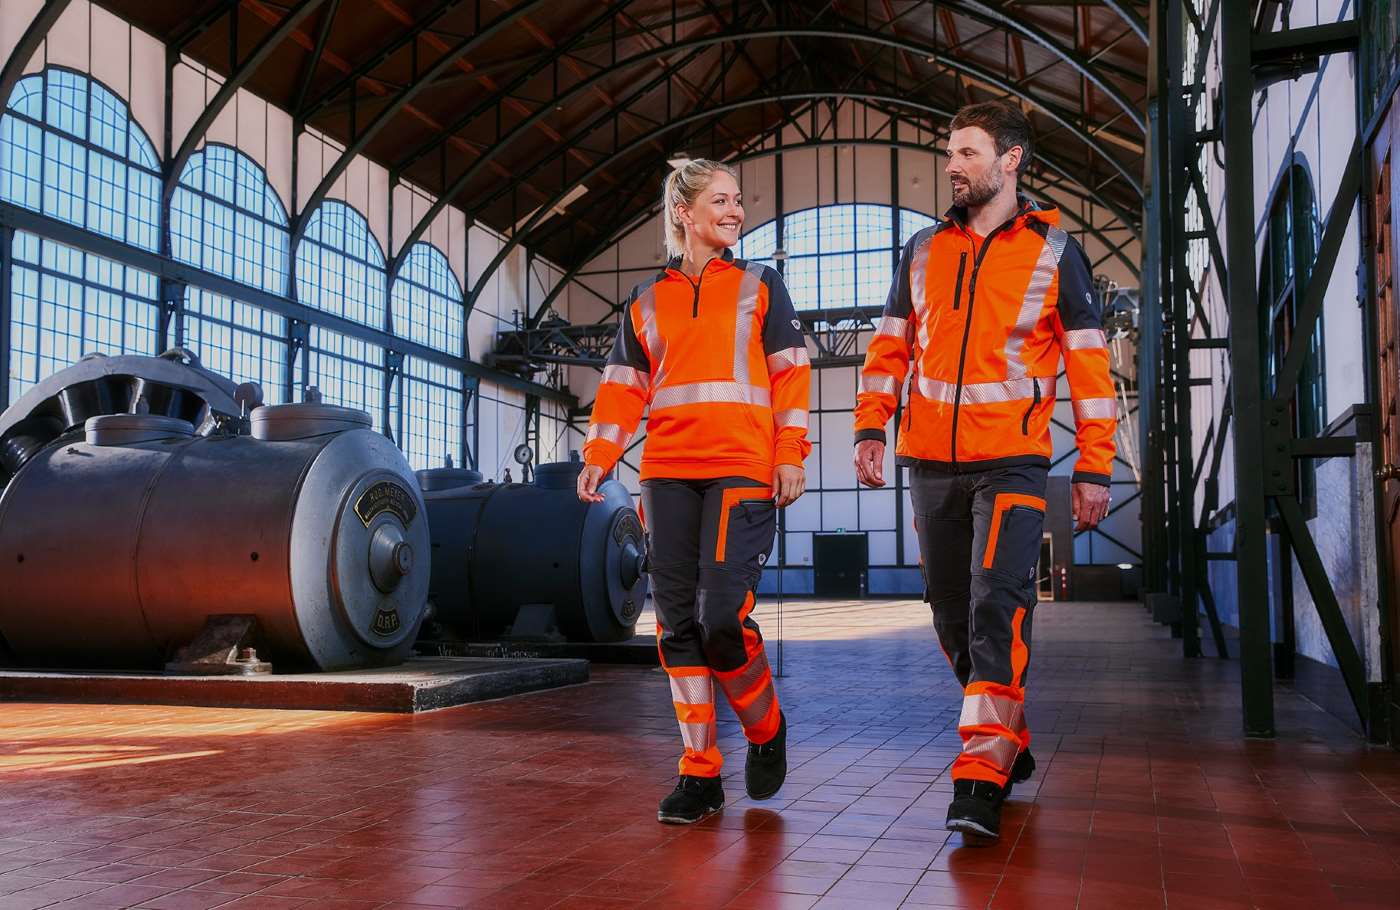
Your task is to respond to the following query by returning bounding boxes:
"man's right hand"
[853,439,886,488]
[577,464,606,503]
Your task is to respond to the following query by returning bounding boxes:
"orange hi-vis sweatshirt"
[584,249,812,483]
[855,197,1117,485]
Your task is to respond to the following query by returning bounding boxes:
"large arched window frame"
[389,242,465,469]
[1,68,160,251]
[1260,160,1325,512]
[736,203,938,310]
[295,200,387,327]
[172,143,291,404]
[2,69,162,400]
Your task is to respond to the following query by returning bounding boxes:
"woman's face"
[678,171,744,250]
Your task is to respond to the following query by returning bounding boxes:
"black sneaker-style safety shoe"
[1001,749,1036,800]
[657,775,724,824]
[745,711,787,800]
[946,779,1004,842]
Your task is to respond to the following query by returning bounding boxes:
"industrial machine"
[0,352,430,672]
[418,459,647,644]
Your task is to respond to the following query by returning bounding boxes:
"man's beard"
[951,169,1003,208]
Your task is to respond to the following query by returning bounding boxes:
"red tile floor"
[2,599,1400,909]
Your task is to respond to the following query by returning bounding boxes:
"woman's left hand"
[772,464,806,508]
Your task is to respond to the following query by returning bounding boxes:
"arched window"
[1260,162,1325,508]
[2,70,161,398]
[307,326,385,429]
[1,68,160,251]
[295,201,387,327]
[735,204,938,309]
[391,242,464,356]
[172,144,291,404]
[172,144,289,294]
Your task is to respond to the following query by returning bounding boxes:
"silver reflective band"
[774,408,808,429]
[637,281,666,386]
[1073,397,1119,421]
[670,673,714,705]
[766,346,810,375]
[679,720,716,752]
[861,373,898,395]
[963,733,1020,771]
[602,364,649,390]
[651,381,772,410]
[1005,227,1068,381]
[586,422,628,447]
[909,234,934,355]
[959,691,1025,731]
[917,375,1054,405]
[1062,328,1107,350]
[875,315,910,338]
[733,263,764,384]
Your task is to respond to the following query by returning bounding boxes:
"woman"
[577,159,811,824]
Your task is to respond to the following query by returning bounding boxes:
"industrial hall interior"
[3,0,1400,907]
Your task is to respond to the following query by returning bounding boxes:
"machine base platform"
[0,656,588,712]
[421,633,661,666]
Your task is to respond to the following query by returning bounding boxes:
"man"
[853,100,1115,841]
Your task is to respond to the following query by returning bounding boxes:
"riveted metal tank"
[0,356,430,672]
[418,460,647,643]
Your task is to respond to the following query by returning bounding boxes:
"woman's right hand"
[577,464,606,503]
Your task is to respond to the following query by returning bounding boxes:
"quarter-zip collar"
[663,247,736,319]
[943,193,1058,236]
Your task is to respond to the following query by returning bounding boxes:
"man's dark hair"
[949,100,1033,175]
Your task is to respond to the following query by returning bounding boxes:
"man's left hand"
[773,464,806,507]
[1072,482,1110,531]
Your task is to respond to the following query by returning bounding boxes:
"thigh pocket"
[716,489,776,569]
[982,493,1045,581]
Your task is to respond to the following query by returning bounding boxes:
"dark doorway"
[813,532,868,597]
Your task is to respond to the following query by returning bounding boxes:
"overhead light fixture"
[666,153,692,169]
[1117,563,1133,571]
[512,183,589,234]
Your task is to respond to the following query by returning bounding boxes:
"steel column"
[1220,0,1274,736]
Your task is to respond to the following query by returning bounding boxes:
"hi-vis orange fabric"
[584,249,812,484]
[854,197,1117,486]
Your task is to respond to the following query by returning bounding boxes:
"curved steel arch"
[465,89,1141,318]
[163,0,327,206]
[392,27,1142,280]
[526,136,1140,326]
[290,0,556,247]
[1099,0,1151,43]
[396,24,1142,181]
[0,0,72,113]
[501,88,1143,265]
[938,0,1146,130]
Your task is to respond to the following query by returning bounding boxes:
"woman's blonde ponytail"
[662,159,738,259]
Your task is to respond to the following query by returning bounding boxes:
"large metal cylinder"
[0,395,430,671]
[420,461,647,643]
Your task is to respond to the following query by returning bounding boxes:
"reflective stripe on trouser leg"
[669,668,721,778]
[713,591,781,744]
[952,679,1024,786]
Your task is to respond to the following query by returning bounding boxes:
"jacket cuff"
[1072,470,1111,487]
[774,442,807,467]
[854,428,887,445]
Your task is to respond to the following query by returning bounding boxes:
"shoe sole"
[945,818,1000,842]
[657,804,722,825]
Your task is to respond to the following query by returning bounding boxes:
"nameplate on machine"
[354,481,417,528]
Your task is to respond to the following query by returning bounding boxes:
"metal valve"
[1378,464,1400,482]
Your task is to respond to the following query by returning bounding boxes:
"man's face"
[945,126,1017,208]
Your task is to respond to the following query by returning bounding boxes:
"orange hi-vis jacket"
[855,197,1117,485]
[584,249,812,483]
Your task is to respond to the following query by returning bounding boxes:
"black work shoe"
[745,711,787,800]
[657,775,724,824]
[1001,749,1036,800]
[946,780,1004,842]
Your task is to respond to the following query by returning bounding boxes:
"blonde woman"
[578,160,811,823]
